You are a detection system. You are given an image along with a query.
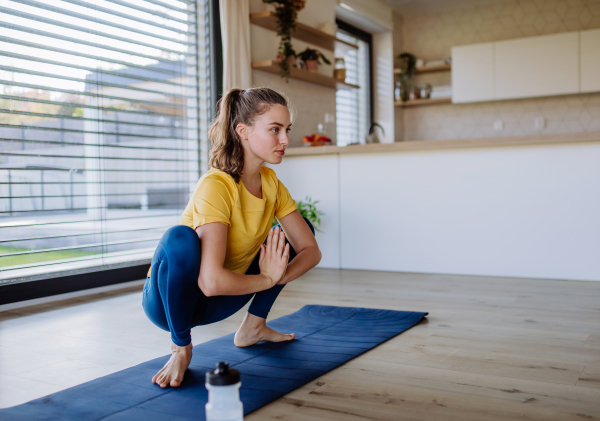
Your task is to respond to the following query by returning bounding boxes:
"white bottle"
[205,362,243,421]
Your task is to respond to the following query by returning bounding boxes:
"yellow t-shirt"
[158,166,297,276]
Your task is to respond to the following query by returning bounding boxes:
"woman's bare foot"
[152,342,193,388]
[234,312,295,347]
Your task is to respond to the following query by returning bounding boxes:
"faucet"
[365,122,385,144]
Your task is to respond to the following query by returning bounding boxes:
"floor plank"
[250,378,597,421]
[577,365,600,390]
[585,335,600,350]
[363,342,587,385]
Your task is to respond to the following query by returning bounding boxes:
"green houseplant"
[296,48,331,72]
[263,0,306,79]
[272,196,324,232]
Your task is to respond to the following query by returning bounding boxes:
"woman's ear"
[235,123,248,141]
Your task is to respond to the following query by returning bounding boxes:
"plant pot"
[304,60,318,72]
[276,54,294,66]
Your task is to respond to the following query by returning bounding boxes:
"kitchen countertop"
[284,131,600,157]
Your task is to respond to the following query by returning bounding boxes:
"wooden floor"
[1,268,599,420]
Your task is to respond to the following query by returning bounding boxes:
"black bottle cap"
[206,362,240,386]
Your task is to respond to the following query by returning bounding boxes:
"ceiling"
[386,0,512,16]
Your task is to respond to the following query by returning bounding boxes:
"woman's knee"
[162,224,198,245]
[158,225,200,275]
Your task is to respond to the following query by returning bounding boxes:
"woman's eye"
[271,128,279,133]
[286,128,291,133]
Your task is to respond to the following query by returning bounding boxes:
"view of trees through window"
[0,0,212,279]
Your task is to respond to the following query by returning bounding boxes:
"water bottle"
[205,362,243,421]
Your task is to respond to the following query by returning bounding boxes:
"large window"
[335,20,371,146]
[0,0,212,284]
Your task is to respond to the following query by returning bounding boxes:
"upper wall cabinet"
[451,31,595,104]
[495,32,579,100]
[451,43,495,103]
[581,29,600,93]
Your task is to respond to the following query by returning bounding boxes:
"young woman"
[142,87,321,388]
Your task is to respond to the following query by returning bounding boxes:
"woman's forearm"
[278,245,321,285]
[201,244,320,295]
[201,269,271,297]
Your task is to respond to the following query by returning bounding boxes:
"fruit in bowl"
[302,133,332,147]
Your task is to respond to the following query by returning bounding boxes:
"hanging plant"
[263,0,306,79]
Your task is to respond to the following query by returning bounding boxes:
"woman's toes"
[160,374,170,387]
[282,333,294,341]
[171,372,183,387]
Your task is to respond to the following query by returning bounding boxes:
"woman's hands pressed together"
[259,226,289,287]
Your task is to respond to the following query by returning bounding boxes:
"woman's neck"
[240,157,264,197]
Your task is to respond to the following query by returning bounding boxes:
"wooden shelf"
[416,63,452,73]
[252,60,359,91]
[250,11,358,53]
[395,97,452,107]
[394,63,452,74]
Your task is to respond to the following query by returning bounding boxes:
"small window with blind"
[0,0,212,284]
[335,20,372,146]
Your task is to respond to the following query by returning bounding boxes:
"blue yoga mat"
[0,305,427,420]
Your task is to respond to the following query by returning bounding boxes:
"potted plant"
[272,196,324,232]
[397,52,416,102]
[263,0,306,79]
[297,196,324,232]
[297,48,331,72]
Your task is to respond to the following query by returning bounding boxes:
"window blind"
[0,0,212,283]
[336,29,370,146]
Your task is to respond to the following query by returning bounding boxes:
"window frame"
[336,19,374,126]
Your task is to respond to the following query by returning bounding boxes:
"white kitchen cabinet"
[452,42,495,103]
[581,29,600,93]
[495,32,579,100]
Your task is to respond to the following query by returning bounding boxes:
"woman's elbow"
[198,273,218,297]
[313,246,322,267]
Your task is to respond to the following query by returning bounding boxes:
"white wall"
[274,142,600,281]
[372,31,395,144]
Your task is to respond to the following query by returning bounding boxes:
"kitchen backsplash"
[396,0,600,141]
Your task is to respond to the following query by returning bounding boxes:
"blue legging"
[142,218,315,347]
